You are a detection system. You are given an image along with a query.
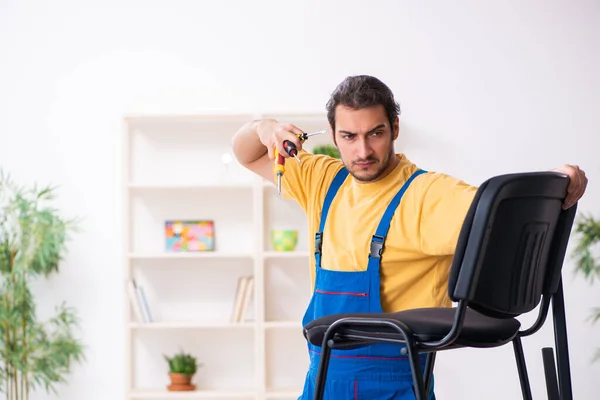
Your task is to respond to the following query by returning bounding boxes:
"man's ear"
[392,117,399,140]
[330,124,337,146]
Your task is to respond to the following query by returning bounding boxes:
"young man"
[231,75,588,399]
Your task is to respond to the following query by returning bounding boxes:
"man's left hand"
[553,164,588,209]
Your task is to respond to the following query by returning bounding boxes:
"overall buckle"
[369,235,384,258]
[314,232,323,256]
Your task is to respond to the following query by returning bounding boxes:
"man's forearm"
[232,119,268,166]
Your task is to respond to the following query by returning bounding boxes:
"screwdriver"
[274,147,285,197]
[297,129,326,142]
[283,130,327,163]
[273,129,327,197]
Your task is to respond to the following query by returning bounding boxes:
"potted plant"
[571,213,600,362]
[164,350,201,391]
[0,170,85,399]
[312,144,340,159]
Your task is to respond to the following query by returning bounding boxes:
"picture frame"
[165,220,215,252]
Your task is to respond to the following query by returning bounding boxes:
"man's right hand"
[257,119,305,161]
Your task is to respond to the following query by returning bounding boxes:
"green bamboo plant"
[0,171,85,399]
[571,213,600,362]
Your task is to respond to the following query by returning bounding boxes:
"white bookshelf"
[123,113,333,400]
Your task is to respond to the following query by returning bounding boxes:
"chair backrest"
[447,172,577,319]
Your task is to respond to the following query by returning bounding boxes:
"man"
[231,75,588,399]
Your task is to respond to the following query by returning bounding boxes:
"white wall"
[0,0,598,399]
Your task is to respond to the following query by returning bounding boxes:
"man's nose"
[357,138,373,159]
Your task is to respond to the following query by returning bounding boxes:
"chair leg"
[313,337,334,400]
[542,347,560,400]
[313,322,348,400]
[423,352,436,396]
[405,340,427,400]
[512,336,533,400]
[553,280,573,400]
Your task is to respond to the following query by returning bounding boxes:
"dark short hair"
[326,75,401,133]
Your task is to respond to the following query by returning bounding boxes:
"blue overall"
[299,168,435,400]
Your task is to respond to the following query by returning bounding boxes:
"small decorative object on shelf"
[221,151,233,173]
[270,229,298,252]
[312,144,340,159]
[164,350,201,391]
[165,220,215,251]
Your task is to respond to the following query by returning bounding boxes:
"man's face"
[332,104,398,182]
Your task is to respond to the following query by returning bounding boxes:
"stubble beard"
[345,149,394,183]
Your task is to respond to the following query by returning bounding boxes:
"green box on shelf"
[271,229,298,252]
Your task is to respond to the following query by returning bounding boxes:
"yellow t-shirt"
[280,150,478,312]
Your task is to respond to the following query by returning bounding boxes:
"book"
[231,275,254,323]
[127,279,145,323]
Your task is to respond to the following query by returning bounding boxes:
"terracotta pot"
[167,372,196,391]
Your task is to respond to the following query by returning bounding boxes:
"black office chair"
[303,172,577,400]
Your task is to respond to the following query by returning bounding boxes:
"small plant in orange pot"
[164,350,200,391]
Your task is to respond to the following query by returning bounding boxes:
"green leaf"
[571,213,600,282]
[571,213,600,364]
[164,350,198,375]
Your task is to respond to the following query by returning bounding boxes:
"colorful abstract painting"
[165,220,215,252]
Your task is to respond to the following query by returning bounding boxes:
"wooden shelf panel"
[130,252,309,260]
[129,252,254,260]
[130,321,255,330]
[264,389,303,399]
[264,321,301,329]
[128,183,255,190]
[131,388,303,399]
[130,389,255,399]
[263,251,309,259]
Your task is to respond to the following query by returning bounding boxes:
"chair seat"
[303,307,521,349]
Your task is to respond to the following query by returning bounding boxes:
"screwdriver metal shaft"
[274,149,285,197]
[297,130,326,142]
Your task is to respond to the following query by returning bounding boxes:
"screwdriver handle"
[284,140,302,163]
[274,148,285,170]
[283,140,298,157]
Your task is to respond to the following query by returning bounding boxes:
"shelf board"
[264,389,303,398]
[128,252,254,260]
[263,251,310,259]
[128,182,254,190]
[264,321,302,329]
[130,389,255,399]
[130,321,255,330]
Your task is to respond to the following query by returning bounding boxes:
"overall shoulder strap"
[314,168,348,266]
[369,169,427,261]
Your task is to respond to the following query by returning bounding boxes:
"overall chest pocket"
[314,289,371,316]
